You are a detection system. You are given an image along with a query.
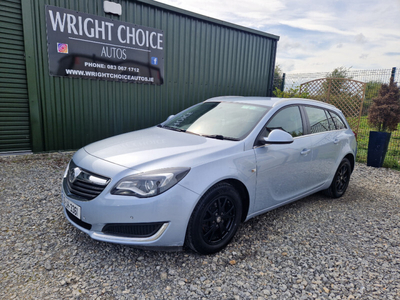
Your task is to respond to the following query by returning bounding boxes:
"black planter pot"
[367,131,391,168]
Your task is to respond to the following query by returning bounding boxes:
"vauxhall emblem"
[69,167,81,183]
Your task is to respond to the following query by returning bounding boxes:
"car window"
[305,106,331,134]
[324,110,337,131]
[162,102,270,140]
[328,111,347,130]
[265,106,303,137]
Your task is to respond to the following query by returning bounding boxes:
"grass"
[353,116,400,170]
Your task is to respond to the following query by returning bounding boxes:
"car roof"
[205,96,338,110]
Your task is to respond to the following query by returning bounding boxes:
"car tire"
[185,182,242,255]
[324,158,351,198]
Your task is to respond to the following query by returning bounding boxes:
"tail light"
[352,131,357,141]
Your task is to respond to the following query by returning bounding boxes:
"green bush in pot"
[367,78,400,167]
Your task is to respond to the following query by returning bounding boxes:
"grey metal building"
[0,0,279,153]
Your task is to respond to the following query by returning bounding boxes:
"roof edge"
[135,0,280,40]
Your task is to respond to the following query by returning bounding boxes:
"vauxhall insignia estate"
[62,97,357,254]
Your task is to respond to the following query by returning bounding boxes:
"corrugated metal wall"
[22,0,278,152]
[0,0,31,152]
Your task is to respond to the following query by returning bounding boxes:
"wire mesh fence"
[274,67,400,170]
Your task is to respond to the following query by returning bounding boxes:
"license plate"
[64,197,81,219]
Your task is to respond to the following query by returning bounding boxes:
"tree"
[274,65,283,80]
[324,67,353,95]
[326,66,352,80]
[368,78,400,132]
[272,65,283,93]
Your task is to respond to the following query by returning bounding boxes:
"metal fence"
[274,67,400,170]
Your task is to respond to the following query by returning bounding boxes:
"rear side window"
[305,106,330,134]
[328,111,347,130]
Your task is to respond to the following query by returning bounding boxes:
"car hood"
[83,127,243,171]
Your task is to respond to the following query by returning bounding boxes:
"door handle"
[333,139,340,144]
[300,149,311,155]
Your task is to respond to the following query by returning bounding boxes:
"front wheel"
[324,158,352,198]
[185,182,242,254]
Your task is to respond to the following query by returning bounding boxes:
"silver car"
[62,96,357,254]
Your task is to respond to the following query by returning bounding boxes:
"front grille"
[102,223,164,238]
[64,160,110,201]
[66,210,92,230]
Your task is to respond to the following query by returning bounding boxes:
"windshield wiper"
[201,134,240,141]
[159,125,186,132]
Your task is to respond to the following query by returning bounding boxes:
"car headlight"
[63,161,70,178]
[111,168,190,198]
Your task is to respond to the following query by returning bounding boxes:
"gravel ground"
[1,152,400,300]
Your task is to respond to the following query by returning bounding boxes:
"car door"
[302,106,345,186]
[253,105,315,212]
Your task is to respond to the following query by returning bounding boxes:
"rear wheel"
[185,182,242,254]
[324,158,351,198]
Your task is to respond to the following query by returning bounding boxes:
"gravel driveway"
[1,152,399,299]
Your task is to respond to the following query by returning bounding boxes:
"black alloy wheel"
[324,158,351,198]
[201,195,236,244]
[185,182,242,254]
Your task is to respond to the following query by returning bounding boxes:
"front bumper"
[61,183,200,248]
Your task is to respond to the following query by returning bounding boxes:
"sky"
[155,0,400,74]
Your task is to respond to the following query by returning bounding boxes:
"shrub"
[368,78,400,132]
[273,87,309,98]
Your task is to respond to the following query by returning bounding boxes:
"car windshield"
[161,102,270,140]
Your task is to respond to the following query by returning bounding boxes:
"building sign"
[45,5,164,85]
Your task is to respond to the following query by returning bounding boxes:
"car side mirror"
[262,129,294,145]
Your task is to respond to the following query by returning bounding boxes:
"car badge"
[69,167,81,183]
